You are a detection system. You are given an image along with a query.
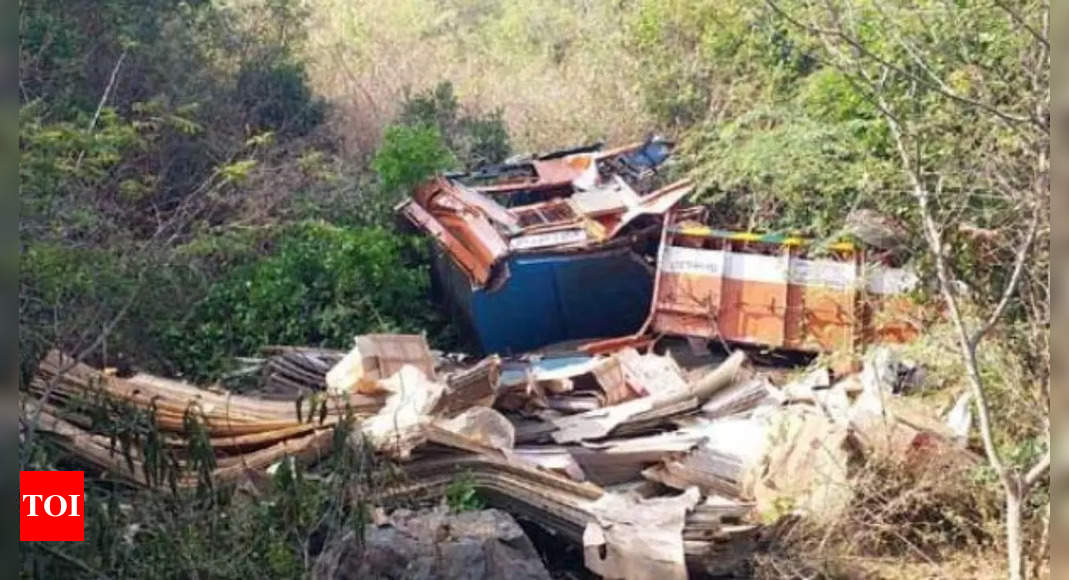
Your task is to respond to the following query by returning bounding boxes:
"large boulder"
[313,508,552,580]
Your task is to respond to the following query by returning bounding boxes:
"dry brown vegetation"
[303,0,654,158]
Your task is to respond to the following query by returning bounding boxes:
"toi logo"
[20,471,85,541]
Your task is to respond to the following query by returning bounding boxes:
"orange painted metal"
[399,201,497,286]
[402,178,511,287]
[649,217,919,353]
[578,334,656,355]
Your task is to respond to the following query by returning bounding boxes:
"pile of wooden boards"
[22,337,974,579]
[24,350,383,486]
[257,346,345,398]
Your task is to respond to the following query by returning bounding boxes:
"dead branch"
[74,50,127,171]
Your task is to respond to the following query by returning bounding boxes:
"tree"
[764,1,1050,577]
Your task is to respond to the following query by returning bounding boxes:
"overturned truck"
[400,139,921,356]
[397,138,691,354]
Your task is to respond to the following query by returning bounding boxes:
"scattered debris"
[702,376,783,419]
[24,138,963,579]
[326,334,437,395]
[27,334,975,578]
[25,350,374,486]
[435,406,515,452]
[258,345,345,398]
[945,391,973,445]
[431,354,501,417]
[752,406,852,525]
[583,486,701,580]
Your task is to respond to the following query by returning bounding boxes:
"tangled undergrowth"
[20,404,409,579]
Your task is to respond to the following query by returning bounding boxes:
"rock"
[313,508,552,580]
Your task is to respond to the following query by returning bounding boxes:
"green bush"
[371,123,457,195]
[165,221,446,382]
[680,106,901,238]
[398,81,511,169]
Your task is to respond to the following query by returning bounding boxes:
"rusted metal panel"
[510,198,580,228]
[785,254,859,351]
[402,178,511,287]
[468,156,595,195]
[863,267,922,344]
[399,201,496,286]
[447,180,521,231]
[437,212,508,266]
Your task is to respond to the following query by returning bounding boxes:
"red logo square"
[20,471,85,541]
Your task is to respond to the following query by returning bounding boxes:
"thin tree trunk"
[1006,488,1024,580]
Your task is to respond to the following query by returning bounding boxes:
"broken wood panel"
[432,355,500,418]
[399,200,496,285]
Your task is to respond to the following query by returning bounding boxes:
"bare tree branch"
[991,0,1049,50]
[87,50,127,133]
[1023,450,1050,489]
[970,203,1041,347]
[764,0,1042,132]
[74,49,127,171]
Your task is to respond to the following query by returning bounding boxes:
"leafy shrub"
[398,81,511,169]
[371,123,457,195]
[680,106,901,238]
[164,221,447,381]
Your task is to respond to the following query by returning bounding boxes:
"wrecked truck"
[640,209,922,353]
[397,138,690,354]
[400,137,923,357]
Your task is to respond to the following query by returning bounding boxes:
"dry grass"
[302,0,655,158]
[749,437,1053,579]
[754,453,996,578]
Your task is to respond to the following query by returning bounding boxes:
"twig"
[20,269,146,467]
[970,203,1041,347]
[87,50,127,134]
[75,49,127,171]
[1023,451,1050,489]
[991,0,1049,50]
[763,0,1041,132]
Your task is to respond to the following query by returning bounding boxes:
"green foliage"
[165,221,444,381]
[22,407,395,579]
[18,0,412,386]
[627,1,817,127]
[682,107,899,237]
[372,123,457,194]
[445,470,485,512]
[398,81,512,169]
[19,0,329,239]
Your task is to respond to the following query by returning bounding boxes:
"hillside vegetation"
[19,0,1048,577]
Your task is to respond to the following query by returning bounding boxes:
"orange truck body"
[648,219,921,353]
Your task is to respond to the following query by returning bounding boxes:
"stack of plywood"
[23,339,973,580]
